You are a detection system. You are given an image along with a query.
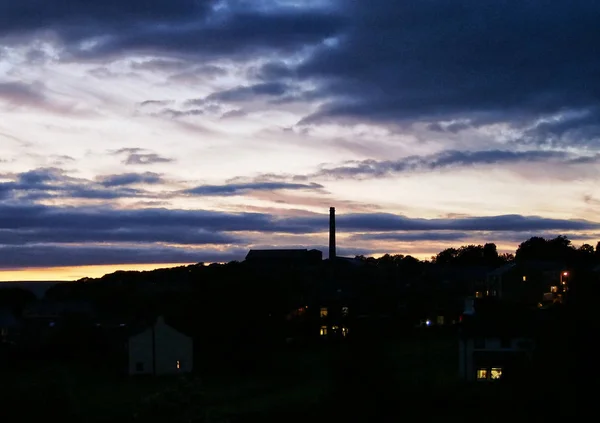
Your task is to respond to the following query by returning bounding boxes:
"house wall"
[128,318,194,376]
[154,320,193,375]
[128,329,154,375]
[460,336,534,381]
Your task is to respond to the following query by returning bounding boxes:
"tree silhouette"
[0,287,36,316]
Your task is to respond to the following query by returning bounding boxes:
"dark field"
[0,331,573,423]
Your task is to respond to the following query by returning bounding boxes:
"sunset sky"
[1,0,599,281]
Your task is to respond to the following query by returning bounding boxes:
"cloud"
[0,1,212,36]
[0,203,598,266]
[0,168,149,201]
[289,1,600,130]
[98,172,164,187]
[0,245,246,268]
[139,100,172,108]
[1,203,598,236]
[351,232,472,243]
[351,230,600,244]
[205,82,291,103]
[0,227,239,246]
[0,1,343,63]
[183,182,325,196]
[0,81,46,107]
[110,148,174,165]
[231,150,594,181]
[125,153,173,165]
[332,213,600,233]
[161,108,206,118]
[220,109,247,119]
[310,150,573,179]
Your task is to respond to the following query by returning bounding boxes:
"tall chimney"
[329,207,336,260]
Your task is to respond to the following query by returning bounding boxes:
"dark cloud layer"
[0,1,342,61]
[2,1,597,149]
[0,227,238,246]
[184,182,324,196]
[294,1,600,136]
[1,168,146,201]
[0,245,245,269]
[99,172,164,187]
[1,203,598,267]
[1,203,598,236]
[311,150,578,179]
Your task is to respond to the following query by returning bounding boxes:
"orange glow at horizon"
[0,263,195,282]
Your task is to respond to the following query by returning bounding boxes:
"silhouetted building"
[459,300,536,382]
[245,249,322,266]
[485,261,569,307]
[128,316,193,376]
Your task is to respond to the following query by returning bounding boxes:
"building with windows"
[459,300,536,382]
[128,316,193,376]
[484,261,569,307]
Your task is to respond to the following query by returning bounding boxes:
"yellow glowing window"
[522,276,527,282]
[475,291,482,298]
[490,368,502,380]
[320,307,328,318]
[341,326,349,337]
[320,326,328,336]
[477,369,488,380]
[331,325,339,331]
[176,360,181,370]
[550,286,558,293]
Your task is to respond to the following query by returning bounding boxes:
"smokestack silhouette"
[329,207,336,260]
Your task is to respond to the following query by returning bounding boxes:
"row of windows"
[320,307,349,318]
[477,367,502,381]
[320,325,349,337]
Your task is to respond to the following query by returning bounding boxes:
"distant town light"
[426,320,431,326]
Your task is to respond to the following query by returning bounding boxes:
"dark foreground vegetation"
[1,328,574,423]
[0,235,585,421]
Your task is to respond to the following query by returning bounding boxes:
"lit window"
[475,291,482,298]
[341,326,349,337]
[319,326,328,336]
[490,368,502,380]
[522,276,527,282]
[550,286,558,293]
[176,360,181,370]
[477,369,488,380]
[341,306,349,317]
[320,307,328,318]
[563,272,568,276]
[331,325,339,331]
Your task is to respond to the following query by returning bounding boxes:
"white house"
[459,334,535,382]
[128,316,193,376]
[458,298,536,382]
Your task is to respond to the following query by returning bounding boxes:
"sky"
[1,0,599,281]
